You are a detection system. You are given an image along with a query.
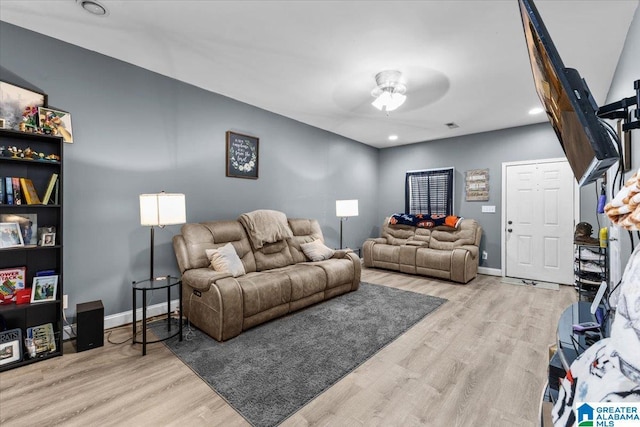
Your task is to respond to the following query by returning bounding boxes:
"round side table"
[132,276,182,355]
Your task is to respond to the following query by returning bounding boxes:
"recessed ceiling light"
[529,107,544,115]
[388,135,398,141]
[77,0,109,16]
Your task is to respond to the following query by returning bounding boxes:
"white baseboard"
[63,299,180,341]
[478,267,501,276]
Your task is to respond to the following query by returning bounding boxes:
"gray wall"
[0,22,378,319]
[377,124,566,269]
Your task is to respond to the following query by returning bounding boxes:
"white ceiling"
[0,0,637,148]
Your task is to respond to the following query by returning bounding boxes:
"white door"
[504,160,574,284]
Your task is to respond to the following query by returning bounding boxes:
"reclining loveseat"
[363,216,482,284]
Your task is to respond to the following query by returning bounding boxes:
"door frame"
[501,158,581,280]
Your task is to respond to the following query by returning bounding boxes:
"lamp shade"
[336,199,359,218]
[139,193,186,226]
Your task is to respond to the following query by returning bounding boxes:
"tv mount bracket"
[597,79,640,132]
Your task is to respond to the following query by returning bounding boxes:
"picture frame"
[40,232,56,247]
[37,226,56,246]
[38,106,73,143]
[0,222,25,248]
[27,323,56,355]
[0,328,23,366]
[0,213,37,246]
[30,275,58,303]
[0,81,46,131]
[226,131,259,179]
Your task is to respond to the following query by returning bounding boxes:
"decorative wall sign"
[465,169,490,201]
[226,131,259,179]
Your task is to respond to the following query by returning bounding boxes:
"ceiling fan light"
[372,91,392,110]
[371,70,407,112]
[385,92,406,111]
[372,91,406,112]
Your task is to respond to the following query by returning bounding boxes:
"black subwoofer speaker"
[76,300,104,352]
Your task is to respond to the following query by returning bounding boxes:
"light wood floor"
[0,268,575,427]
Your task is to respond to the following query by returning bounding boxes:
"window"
[405,167,454,215]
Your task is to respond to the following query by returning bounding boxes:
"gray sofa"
[172,213,361,341]
[363,218,482,283]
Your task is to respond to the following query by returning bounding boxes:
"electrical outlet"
[482,251,488,260]
[63,294,68,310]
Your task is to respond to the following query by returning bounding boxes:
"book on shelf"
[53,180,59,205]
[0,266,26,304]
[11,177,22,205]
[35,269,56,277]
[0,177,4,205]
[19,178,41,205]
[41,173,58,205]
[4,177,13,205]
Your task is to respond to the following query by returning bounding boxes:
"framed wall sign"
[226,131,259,179]
[465,169,490,201]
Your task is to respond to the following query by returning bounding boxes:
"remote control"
[572,322,601,332]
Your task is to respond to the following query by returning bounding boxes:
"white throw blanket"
[239,209,293,249]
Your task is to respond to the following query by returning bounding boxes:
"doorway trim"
[500,158,580,280]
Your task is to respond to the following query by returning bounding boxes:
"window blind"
[405,168,454,215]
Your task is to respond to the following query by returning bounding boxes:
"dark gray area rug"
[156,282,446,427]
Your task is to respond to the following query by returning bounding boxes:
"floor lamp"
[336,199,359,249]
[139,192,186,280]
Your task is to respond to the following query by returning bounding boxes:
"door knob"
[508,220,513,225]
[508,228,513,233]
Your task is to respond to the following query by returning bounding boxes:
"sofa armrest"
[366,237,387,244]
[181,268,243,341]
[451,246,480,283]
[457,245,479,259]
[331,249,351,259]
[344,251,361,291]
[182,268,233,291]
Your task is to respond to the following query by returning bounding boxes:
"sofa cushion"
[206,243,246,277]
[252,240,295,271]
[416,247,451,271]
[300,239,335,261]
[287,218,324,263]
[268,264,327,301]
[429,219,480,250]
[313,258,357,289]
[237,272,292,318]
[180,221,256,273]
[382,217,415,245]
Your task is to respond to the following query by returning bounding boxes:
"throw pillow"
[300,239,335,262]
[205,243,246,277]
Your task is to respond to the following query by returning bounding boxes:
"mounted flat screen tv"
[518,0,619,186]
